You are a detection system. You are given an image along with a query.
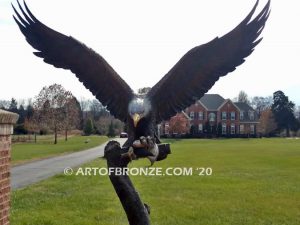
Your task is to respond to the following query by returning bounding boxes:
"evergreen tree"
[271,91,296,137]
[9,98,18,113]
[107,120,116,137]
[84,118,94,135]
[26,104,34,119]
[18,104,26,124]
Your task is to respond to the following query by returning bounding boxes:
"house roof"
[199,94,225,110]
[234,102,255,112]
[234,102,258,122]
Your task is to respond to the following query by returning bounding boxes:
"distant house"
[160,94,259,137]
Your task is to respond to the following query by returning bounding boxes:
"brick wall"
[0,110,18,225]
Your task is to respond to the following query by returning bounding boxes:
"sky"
[0,0,299,106]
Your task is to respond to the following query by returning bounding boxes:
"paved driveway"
[11,138,126,190]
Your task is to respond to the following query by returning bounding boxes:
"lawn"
[12,135,108,165]
[11,138,300,225]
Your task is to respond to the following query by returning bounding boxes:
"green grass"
[12,135,109,165]
[11,138,300,225]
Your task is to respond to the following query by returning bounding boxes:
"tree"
[89,99,108,121]
[84,118,94,135]
[18,104,26,124]
[0,100,10,110]
[26,103,34,119]
[24,116,39,142]
[295,106,300,120]
[62,97,80,141]
[8,98,18,113]
[251,96,273,117]
[34,84,77,144]
[95,116,111,135]
[237,90,250,104]
[271,91,296,137]
[79,97,90,129]
[95,116,124,136]
[169,113,189,135]
[138,87,151,95]
[258,109,277,136]
[113,119,124,135]
[107,120,116,137]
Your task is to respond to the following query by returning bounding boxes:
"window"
[190,111,194,119]
[198,123,203,132]
[240,111,244,120]
[209,113,216,122]
[231,112,236,120]
[250,124,255,134]
[222,123,227,134]
[198,111,203,120]
[231,124,235,134]
[221,112,227,120]
[249,111,254,121]
[239,124,244,134]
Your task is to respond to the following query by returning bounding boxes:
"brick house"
[160,94,259,137]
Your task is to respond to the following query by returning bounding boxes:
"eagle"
[13,0,270,162]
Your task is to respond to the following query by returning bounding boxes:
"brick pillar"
[0,110,18,225]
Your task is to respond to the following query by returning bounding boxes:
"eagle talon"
[121,147,137,161]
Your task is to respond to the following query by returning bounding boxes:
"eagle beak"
[132,113,141,127]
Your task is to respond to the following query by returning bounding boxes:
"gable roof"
[199,94,225,111]
[234,102,255,111]
[217,98,240,111]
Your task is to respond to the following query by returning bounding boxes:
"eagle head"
[128,96,151,127]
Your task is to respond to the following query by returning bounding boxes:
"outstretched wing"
[12,0,134,122]
[147,0,270,123]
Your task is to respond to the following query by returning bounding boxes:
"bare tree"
[237,90,250,104]
[34,84,78,144]
[63,97,80,141]
[24,116,39,142]
[251,96,273,117]
[89,99,108,120]
[0,100,10,109]
[95,116,124,135]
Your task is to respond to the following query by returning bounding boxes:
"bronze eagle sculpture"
[13,0,270,163]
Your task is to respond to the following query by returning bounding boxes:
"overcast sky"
[1,0,299,105]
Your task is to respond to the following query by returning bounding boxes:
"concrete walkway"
[11,138,126,190]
